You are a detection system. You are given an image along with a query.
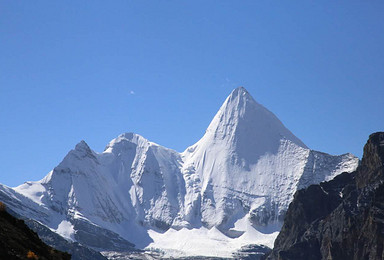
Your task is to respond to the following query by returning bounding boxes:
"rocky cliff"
[269,132,384,260]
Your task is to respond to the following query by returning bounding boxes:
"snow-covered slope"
[180,87,357,231]
[12,133,186,249]
[0,87,359,258]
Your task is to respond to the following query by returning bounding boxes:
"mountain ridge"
[0,87,359,258]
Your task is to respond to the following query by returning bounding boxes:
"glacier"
[0,87,358,258]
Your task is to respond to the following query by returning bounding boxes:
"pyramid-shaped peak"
[202,87,308,151]
[230,86,249,96]
[222,86,260,113]
[57,140,96,169]
[216,87,263,122]
[75,140,91,152]
[228,87,254,101]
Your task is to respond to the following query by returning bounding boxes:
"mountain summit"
[205,86,307,153]
[0,87,359,258]
[187,87,307,168]
[182,87,357,232]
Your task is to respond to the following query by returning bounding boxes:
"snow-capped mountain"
[0,87,359,258]
[181,87,357,231]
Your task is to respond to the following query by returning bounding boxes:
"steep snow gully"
[0,87,358,258]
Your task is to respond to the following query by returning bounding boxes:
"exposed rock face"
[269,132,384,260]
[0,202,71,260]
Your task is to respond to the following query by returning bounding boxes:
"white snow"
[14,181,47,205]
[56,220,75,241]
[1,87,359,258]
[146,215,278,258]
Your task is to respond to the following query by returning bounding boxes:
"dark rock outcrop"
[269,132,384,260]
[233,244,271,259]
[0,202,71,260]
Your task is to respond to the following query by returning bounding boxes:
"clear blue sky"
[1,1,383,187]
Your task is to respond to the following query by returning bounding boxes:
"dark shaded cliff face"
[269,132,384,260]
[0,203,71,260]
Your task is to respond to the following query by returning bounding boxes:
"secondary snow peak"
[75,140,91,152]
[104,132,151,154]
